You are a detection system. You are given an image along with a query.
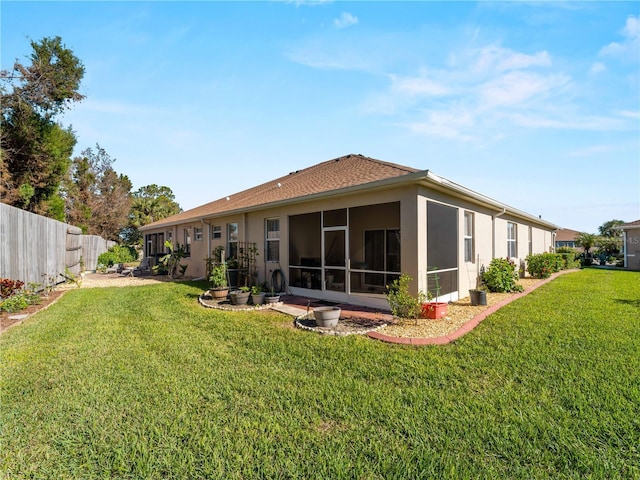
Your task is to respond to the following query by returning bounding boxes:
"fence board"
[1,203,116,286]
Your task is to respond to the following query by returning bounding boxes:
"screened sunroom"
[287,202,401,302]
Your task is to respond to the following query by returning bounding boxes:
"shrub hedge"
[97,245,137,267]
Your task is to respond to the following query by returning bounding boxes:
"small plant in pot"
[209,264,229,300]
[469,272,487,306]
[421,268,448,319]
[264,283,280,304]
[230,285,250,305]
[250,285,265,305]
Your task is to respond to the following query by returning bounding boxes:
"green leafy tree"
[575,232,597,256]
[598,219,624,238]
[122,185,182,245]
[1,36,84,218]
[63,144,132,240]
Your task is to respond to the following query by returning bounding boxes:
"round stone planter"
[314,307,341,328]
[264,294,280,304]
[229,291,250,305]
[251,292,265,305]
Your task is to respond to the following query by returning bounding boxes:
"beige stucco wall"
[142,184,555,308]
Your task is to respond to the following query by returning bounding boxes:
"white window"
[184,228,192,257]
[194,227,203,241]
[464,212,474,263]
[266,218,280,262]
[227,223,238,259]
[528,226,533,256]
[507,222,517,258]
[212,225,222,239]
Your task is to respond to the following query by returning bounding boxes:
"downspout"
[492,208,506,259]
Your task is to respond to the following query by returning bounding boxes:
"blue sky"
[2,1,639,234]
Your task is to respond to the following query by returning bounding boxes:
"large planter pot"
[210,287,229,300]
[421,302,448,319]
[251,292,265,305]
[314,307,341,328]
[264,294,280,304]
[230,290,250,306]
[469,289,487,306]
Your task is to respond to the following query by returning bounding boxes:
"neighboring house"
[618,220,640,270]
[140,154,557,309]
[555,228,581,249]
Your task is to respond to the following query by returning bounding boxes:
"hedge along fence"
[0,203,115,287]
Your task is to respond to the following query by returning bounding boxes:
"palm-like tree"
[575,232,596,256]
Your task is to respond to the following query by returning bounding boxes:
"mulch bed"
[0,290,66,334]
[295,316,388,336]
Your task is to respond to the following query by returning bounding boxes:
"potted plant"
[250,285,265,305]
[230,285,250,305]
[209,263,229,300]
[422,268,448,319]
[264,284,280,304]
[469,273,488,306]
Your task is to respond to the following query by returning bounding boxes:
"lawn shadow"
[614,298,640,308]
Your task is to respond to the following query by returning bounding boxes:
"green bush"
[482,258,523,293]
[526,253,562,278]
[97,245,137,267]
[386,274,424,319]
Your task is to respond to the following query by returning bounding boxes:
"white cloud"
[480,71,570,107]
[474,46,552,73]
[599,15,640,61]
[589,62,606,74]
[333,12,358,29]
[389,74,451,96]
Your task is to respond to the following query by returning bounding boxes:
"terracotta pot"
[314,307,341,328]
[421,302,448,319]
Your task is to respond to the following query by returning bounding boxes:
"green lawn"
[1,269,639,479]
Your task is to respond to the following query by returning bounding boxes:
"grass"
[1,269,639,479]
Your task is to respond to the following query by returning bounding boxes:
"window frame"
[265,218,280,262]
[464,211,474,263]
[183,228,192,257]
[507,222,518,258]
[194,226,203,241]
[211,225,222,239]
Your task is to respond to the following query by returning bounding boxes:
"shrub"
[386,274,425,319]
[97,245,137,267]
[526,253,564,278]
[1,278,24,299]
[0,280,41,313]
[482,258,523,293]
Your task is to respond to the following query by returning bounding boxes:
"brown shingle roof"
[555,228,581,241]
[619,219,640,228]
[141,154,419,230]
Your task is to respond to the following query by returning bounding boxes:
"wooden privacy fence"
[0,203,115,286]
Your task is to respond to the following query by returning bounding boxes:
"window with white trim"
[507,222,517,258]
[266,218,280,262]
[464,211,474,263]
[212,225,222,239]
[227,223,238,260]
[194,227,203,241]
[528,226,533,256]
[184,228,191,257]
